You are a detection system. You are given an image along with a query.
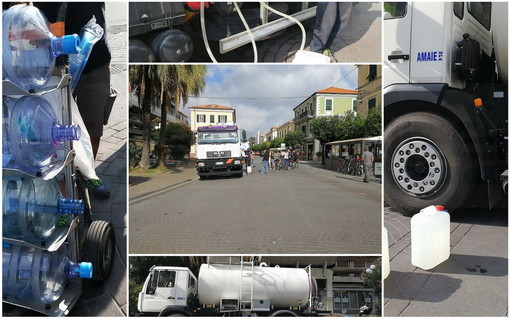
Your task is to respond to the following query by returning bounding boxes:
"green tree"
[269,137,285,149]
[337,111,365,140]
[310,116,342,145]
[166,122,194,160]
[283,131,305,150]
[129,65,159,170]
[155,65,207,168]
[364,108,382,137]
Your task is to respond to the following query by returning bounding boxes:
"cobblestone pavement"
[69,2,127,316]
[129,157,381,255]
[384,206,508,317]
[188,2,381,63]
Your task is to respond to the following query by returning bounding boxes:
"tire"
[384,112,475,216]
[83,220,116,281]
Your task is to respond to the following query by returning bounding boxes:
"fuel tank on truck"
[197,264,311,308]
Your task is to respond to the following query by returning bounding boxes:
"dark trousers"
[310,2,353,52]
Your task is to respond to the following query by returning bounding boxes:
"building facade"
[293,87,358,161]
[356,65,382,118]
[189,104,236,156]
[276,119,294,140]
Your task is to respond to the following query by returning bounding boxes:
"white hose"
[259,2,307,51]
[233,2,258,63]
[200,2,218,63]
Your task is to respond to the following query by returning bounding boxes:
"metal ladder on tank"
[239,257,254,311]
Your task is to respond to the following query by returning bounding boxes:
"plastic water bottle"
[382,226,390,279]
[69,16,104,89]
[6,95,80,175]
[2,4,79,91]
[411,205,450,270]
[3,242,93,303]
[3,175,84,239]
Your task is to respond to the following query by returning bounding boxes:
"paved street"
[384,205,508,316]
[130,157,381,255]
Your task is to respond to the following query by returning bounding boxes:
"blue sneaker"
[85,179,111,199]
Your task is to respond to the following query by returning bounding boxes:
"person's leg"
[73,64,111,198]
[325,2,353,49]
[310,2,338,52]
[363,163,369,182]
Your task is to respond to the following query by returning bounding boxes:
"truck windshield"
[197,131,238,144]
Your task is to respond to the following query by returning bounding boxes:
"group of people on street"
[259,148,299,174]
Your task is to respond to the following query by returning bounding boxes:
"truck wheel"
[384,112,475,216]
[83,220,116,281]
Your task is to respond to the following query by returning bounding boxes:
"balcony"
[295,111,313,124]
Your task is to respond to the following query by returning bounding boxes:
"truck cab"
[138,266,197,316]
[384,2,494,88]
[195,125,247,178]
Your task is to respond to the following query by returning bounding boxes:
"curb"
[130,178,196,204]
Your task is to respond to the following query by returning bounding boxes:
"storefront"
[323,136,382,176]
[333,288,376,314]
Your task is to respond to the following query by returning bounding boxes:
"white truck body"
[383,2,508,215]
[138,263,320,317]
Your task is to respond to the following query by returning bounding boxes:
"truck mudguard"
[158,306,193,317]
[384,83,497,181]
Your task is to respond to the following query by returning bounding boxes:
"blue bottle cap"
[79,262,93,279]
[61,34,80,55]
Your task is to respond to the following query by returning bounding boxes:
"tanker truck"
[383,2,508,216]
[137,262,327,317]
[195,125,246,179]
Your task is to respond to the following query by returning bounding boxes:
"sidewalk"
[303,160,382,184]
[129,161,198,203]
[384,207,507,316]
[69,2,127,316]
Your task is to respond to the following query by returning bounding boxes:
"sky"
[182,65,359,138]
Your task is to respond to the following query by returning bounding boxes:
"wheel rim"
[391,137,447,196]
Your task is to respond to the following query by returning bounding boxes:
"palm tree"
[154,65,207,168]
[129,65,159,170]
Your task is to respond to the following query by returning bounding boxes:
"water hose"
[259,1,306,51]
[200,2,218,63]
[233,2,258,63]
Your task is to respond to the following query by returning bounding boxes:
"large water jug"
[3,175,84,239]
[2,4,79,91]
[5,95,80,175]
[2,243,92,303]
[411,205,450,270]
[69,17,104,89]
[382,226,390,279]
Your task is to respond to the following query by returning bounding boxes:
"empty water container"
[382,226,390,279]
[69,17,104,89]
[3,242,92,303]
[411,205,450,270]
[6,95,80,175]
[3,174,84,239]
[2,4,79,91]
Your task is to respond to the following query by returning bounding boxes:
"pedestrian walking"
[283,148,290,170]
[310,2,353,61]
[261,148,270,174]
[362,147,374,183]
[245,149,252,174]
